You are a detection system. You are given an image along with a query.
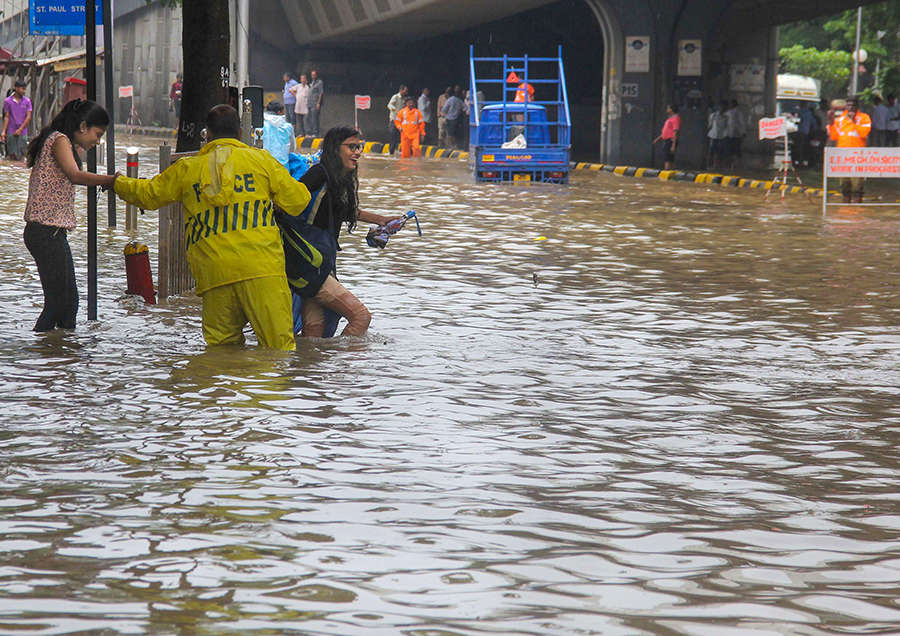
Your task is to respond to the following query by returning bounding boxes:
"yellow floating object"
[533,236,548,241]
[123,241,148,255]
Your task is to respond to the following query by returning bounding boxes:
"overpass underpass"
[248,0,885,168]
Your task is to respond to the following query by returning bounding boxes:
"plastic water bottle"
[366,210,422,249]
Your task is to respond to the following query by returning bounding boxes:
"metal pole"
[125,148,139,230]
[851,6,862,95]
[236,0,249,90]
[86,0,98,321]
[103,0,116,227]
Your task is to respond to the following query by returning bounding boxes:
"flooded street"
[1,139,898,635]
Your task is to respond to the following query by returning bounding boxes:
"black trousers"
[389,123,401,154]
[24,222,78,331]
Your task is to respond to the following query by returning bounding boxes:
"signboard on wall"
[677,40,702,76]
[29,1,103,35]
[730,64,766,92]
[625,36,650,73]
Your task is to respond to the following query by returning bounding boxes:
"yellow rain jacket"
[114,138,310,295]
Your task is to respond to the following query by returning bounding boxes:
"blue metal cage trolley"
[468,45,571,184]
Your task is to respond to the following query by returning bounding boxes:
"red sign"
[118,85,134,98]
[758,116,786,140]
[506,71,520,83]
[354,94,371,110]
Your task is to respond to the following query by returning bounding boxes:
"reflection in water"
[0,141,898,634]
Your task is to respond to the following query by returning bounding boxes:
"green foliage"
[779,45,852,98]
[780,1,900,97]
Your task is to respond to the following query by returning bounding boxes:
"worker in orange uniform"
[514,82,534,103]
[827,96,872,202]
[394,96,425,158]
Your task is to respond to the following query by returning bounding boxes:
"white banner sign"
[354,94,371,110]
[625,36,650,73]
[825,146,900,178]
[677,40,702,76]
[118,85,133,98]
[730,64,765,92]
[758,116,787,140]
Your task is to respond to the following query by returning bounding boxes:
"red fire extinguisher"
[123,242,157,304]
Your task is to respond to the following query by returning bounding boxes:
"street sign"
[30,1,103,36]
[119,85,134,98]
[354,95,371,110]
[825,146,900,178]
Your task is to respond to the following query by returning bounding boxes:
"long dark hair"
[319,126,361,232]
[26,99,110,168]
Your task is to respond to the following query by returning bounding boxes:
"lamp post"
[850,6,863,95]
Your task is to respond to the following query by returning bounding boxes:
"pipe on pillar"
[236,0,250,89]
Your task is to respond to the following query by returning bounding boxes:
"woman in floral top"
[24,99,116,331]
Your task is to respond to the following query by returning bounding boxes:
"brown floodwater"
[0,139,898,635]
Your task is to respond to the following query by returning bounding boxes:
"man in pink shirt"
[2,80,33,161]
[653,104,680,170]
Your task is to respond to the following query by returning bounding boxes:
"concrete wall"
[602,0,777,169]
[113,2,182,127]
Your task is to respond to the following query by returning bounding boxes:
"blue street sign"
[29,1,104,36]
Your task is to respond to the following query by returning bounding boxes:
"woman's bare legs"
[301,275,371,337]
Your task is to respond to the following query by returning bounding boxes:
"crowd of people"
[17,70,900,345]
[385,84,472,155]
[282,69,324,138]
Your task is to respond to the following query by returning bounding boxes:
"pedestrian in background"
[440,88,465,149]
[706,100,729,170]
[395,96,425,158]
[417,87,432,144]
[23,99,114,331]
[282,72,298,128]
[887,94,900,146]
[652,103,680,170]
[307,69,324,137]
[262,100,296,167]
[2,80,32,161]
[169,72,183,121]
[871,96,890,147]
[725,99,745,170]
[291,73,311,137]
[387,84,408,154]
[436,86,451,147]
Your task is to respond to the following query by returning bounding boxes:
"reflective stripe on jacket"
[394,106,425,137]
[828,112,872,148]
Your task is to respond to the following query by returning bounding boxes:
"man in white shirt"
[707,101,729,170]
[871,96,890,147]
[290,74,311,137]
[887,94,900,147]
[387,84,408,154]
[417,87,432,144]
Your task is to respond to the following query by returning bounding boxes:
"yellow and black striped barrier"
[296,136,835,199]
[569,160,832,198]
[296,136,469,160]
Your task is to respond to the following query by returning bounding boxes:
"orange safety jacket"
[394,106,425,137]
[514,82,534,103]
[827,111,872,147]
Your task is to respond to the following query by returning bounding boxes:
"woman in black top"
[295,126,398,337]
